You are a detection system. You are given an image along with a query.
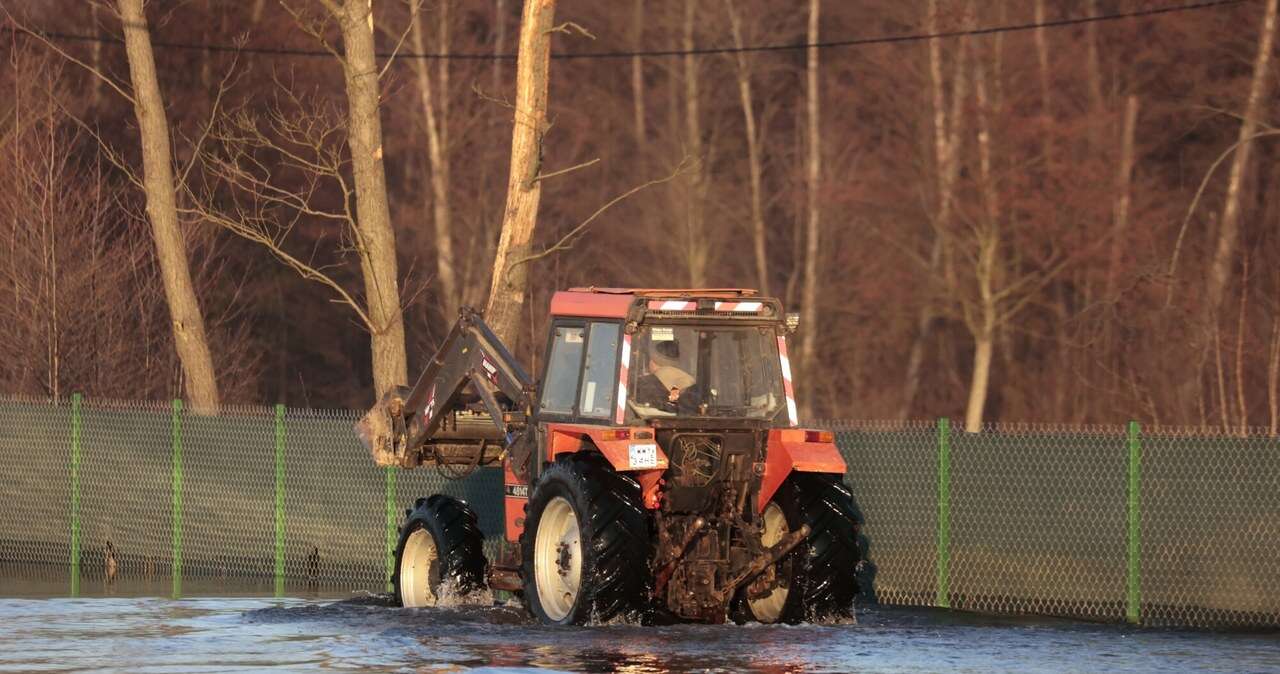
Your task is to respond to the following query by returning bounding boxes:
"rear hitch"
[716,523,811,603]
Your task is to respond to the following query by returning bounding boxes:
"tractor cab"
[537,287,796,428]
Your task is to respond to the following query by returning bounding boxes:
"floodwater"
[0,581,1277,673]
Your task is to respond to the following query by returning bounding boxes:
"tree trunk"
[437,2,450,152]
[1214,323,1231,430]
[493,0,506,90]
[90,2,102,107]
[409,1,458,321]
[1206,0,1276,320]
[1033,0,1052,169]
[1085,0,1104,148]
[336,0,408,398]
[1268,313,1279,435]
[681,0,708,287]
[1105,95,1139,299]
[965,327,994,432]
[797,0,821,420]
[725,0,768,296]
[117,0,220,412]
[965,42,999,433]
[483,0,557,347]
[900,0,969,420]
[898,240,939,420]
[1234,261,1249,433]
[631,0,646,149]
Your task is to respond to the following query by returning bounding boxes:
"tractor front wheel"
[521,454,652,625]
[392,495,488,607]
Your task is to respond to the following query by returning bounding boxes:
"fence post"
[70,393,82,598]
[385,466,397,592]
[1127,421,1142,624]
[936,417,952,609]
[274,404,286,597]
[172,399,183,599]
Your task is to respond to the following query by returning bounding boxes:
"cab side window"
[540,325,584,415]
[578,322,620,418]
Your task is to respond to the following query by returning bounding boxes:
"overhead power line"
[3,0,1247,62]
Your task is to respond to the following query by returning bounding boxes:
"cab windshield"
[627,324,785,420]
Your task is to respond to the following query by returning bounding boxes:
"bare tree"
[962,37,999,433]
[0,49,257,403]
[186,88,415,397]
[679,0,709,287]
[899,0,969,420]
[1105,95,1140,300]
[631,0,646,149]
[117,0,221,412]
[409,0,458,320]
[1032,0,1052,169]
[283,0,409,398]
[483,0,558,346]
[797,0,821,419]
[1204,0,1277,321]
[1269,309,1279,435]
[724,0,769,296]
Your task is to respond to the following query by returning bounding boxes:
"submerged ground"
[0,578,1277,673]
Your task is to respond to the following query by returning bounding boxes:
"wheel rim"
[534,496,582,621]
[399,527,440,607]
[748,502,790,623]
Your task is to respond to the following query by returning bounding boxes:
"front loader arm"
[357,307,534,468]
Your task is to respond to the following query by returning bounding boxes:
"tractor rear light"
[634,430,654,439]
[805,430,834,444]
[600,429,631,441]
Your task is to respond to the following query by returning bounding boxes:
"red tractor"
[356,288,860,625]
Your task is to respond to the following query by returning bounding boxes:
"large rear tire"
[734,473,861,624]
[392,495,488,607]
[521,453,652,625]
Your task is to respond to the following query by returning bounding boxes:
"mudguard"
[543,423,670,472]
[543,423,668,512]
[757,428,847,512]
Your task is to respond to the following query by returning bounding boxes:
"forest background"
[2,0,1278,434]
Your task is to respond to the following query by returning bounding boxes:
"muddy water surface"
[0,585,1277,673]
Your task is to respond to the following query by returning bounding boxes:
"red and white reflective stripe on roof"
[647,300,698,311]
[713,301,763,313]
[646,300,764,312]
[615,333,632,424]
[777,335,798,426]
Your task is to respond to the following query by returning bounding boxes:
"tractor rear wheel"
[393,495,488,607]
[521,453,652,625]
[734,473,861,624]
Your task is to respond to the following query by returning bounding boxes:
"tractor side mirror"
[784,312,800,334]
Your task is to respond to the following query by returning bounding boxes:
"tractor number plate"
[628,443,658,469]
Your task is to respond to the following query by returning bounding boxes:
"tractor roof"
[550,288,766,319]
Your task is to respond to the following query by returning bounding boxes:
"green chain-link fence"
[0,396,502,597]
[829,419,1280,628]
[1,396,1276,627]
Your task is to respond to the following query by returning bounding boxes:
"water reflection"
[0,583,1275,673]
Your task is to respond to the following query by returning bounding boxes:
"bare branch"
[279,0,346,64]
[176,46,243,192]
[1164,129,1280,307]
[2,7,136,105]
[531,157,599,184]
[546,21,595,40]
[504,157,695,281]
[378,1,420,79]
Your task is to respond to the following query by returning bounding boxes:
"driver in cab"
[635,339,695,411]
